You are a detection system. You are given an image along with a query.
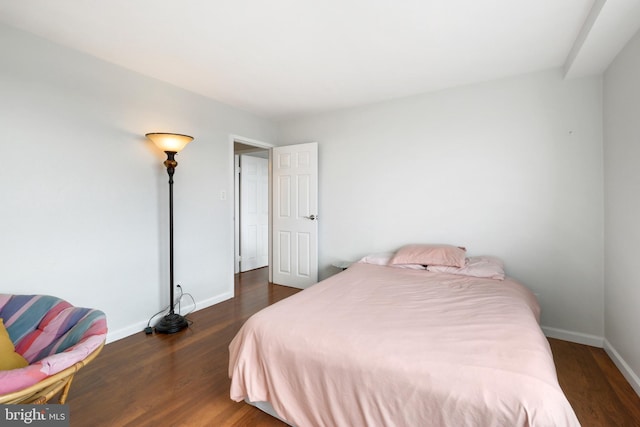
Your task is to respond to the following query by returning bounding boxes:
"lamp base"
[154,313,188,334]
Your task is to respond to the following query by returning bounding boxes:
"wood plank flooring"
[65,267,640,426]
[549,338,640,426]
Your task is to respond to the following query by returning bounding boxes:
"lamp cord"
[145,287,197,330]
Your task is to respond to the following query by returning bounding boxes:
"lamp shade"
[146,133,193,152]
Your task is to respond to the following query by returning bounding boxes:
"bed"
[229,248,580,426]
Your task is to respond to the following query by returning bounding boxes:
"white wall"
[0,21,612,351]
[603,29,640,392]
[278,69,604,337]
[0,24,277,342]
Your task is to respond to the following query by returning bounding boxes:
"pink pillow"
[390,244,466,268]
[427,256,505,280]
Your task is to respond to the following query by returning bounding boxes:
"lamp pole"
[153,151,188,333]
[167,151,176,320]
[146,133,193,334]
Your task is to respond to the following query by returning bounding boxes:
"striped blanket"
[0,294,107,394]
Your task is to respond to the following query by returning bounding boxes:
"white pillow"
[358,252,426,270]
[426,256,505,280]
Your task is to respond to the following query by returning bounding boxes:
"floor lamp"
[146,132,194,334]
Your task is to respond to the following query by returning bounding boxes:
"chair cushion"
[0,294,107,394]
[0,319,28,371]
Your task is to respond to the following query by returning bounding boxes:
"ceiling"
[1,1,639,120]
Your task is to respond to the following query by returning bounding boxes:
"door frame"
[230,135,274,284]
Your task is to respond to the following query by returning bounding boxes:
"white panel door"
[272,142,318,288]
[240,155,269,272]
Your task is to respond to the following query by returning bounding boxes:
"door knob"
[303,214,318,220]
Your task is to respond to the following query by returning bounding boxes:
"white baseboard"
[105,290,234,344]
[542,326,604,348]
[604,339,640,397]
[542,327,640,398]
[106,321,151,343]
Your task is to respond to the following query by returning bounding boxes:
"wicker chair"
[0,294,107,404]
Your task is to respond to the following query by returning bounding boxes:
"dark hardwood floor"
[65,267,640,426]
[549,339,640,426]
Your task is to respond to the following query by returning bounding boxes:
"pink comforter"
[229,263,580,427]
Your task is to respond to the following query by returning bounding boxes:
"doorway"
[233,137,272,275]
[231,137,319,289]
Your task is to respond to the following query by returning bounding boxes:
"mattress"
[229,262,580,426]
